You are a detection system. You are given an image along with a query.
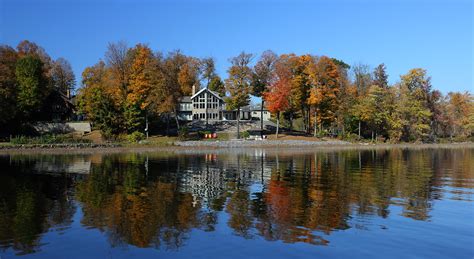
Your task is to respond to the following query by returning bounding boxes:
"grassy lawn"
[147,135,178,145]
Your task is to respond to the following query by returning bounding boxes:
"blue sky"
[1,0,472,95]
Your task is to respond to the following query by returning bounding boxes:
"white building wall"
[251,110,271,121]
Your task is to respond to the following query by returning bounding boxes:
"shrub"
[314,130,329,138]
[127,131,146,143]
[101,129,116,141]
[10,135,29,144]
[178,127,189,140]
[376,135,386,143]
[343,133,361,142]
[241,131,250,139]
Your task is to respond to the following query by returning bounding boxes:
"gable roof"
[190,87,224,101]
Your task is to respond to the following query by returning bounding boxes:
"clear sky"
[1,0,472,95]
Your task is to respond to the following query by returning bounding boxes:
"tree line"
[0,40,76,136]
[262,53,473,142]
[1,40,472,142]
[78,42,473,142]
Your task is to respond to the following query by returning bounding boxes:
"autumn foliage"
[264,58,292,137]
[1,40,472,142]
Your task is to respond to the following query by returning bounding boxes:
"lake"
[0,147,473,258]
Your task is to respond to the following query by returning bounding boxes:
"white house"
[177,86,270,122]
[250,104,271,121]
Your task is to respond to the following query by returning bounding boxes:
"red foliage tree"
[264,60,292,138]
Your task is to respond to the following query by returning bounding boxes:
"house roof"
[251,104,268,111]
[179,96,192,103]
[191,88,224,101]
[240,105,252,111]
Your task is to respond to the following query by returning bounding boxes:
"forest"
[0,40,472,142]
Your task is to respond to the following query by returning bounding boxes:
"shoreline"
[0,141,472,155]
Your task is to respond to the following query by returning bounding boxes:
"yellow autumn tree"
[446,91,473,139]
[289,54,314,132]
[128,44,156,110]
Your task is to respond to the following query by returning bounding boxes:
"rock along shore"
[0,143,121,150]
[174,139,352,148]
[0,141,472,154]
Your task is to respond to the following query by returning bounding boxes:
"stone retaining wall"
[0,143,120,150]
[175,139,351,148]
[33,122,92,134]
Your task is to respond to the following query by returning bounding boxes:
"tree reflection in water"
[0,148,472,255]
[0,155,76,255]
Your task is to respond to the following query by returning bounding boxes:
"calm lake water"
[0,148,473,258]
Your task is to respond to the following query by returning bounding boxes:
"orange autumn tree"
[306,56,341,136]
[264,59,292,138]
[125,44,157,133]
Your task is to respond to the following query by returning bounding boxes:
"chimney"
[192,84,196,95]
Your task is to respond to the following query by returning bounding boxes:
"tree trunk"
[237,107,240,139]
[166,113,170,136]
[145,112,149,139]
[313,109,317,137]
[302,108,307,133]
[358,120,361,139]
[173,107,180,130]
[289,113,293,133]
[260,100,264,137]
[307,107,311,134]
[371,130,374,141]
[276,111,280,138]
